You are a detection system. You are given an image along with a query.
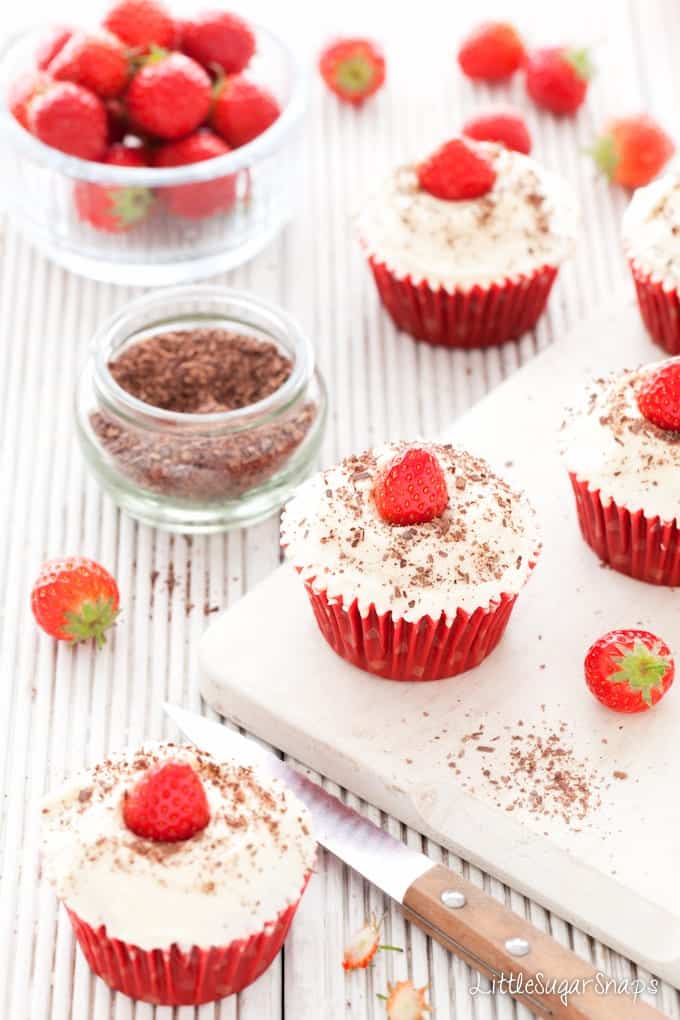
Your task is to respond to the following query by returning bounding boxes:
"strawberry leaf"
[588,135,619,180]
[610,640,671,705]
[565,47,596,82]
[64,597,120,649]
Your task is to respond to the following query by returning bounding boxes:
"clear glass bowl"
[0,25,306,285]
[76,285,327,532]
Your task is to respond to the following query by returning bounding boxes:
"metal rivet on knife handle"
[505,937,531,957]
[440,889,466,909]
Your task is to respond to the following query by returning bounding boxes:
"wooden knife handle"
[402,865,665,1019]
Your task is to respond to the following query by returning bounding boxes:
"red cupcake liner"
[301,579,520,681]
[569,473,680,586]
[366,255,558,349]
[65,872,311,1006]
[628,258,680,355]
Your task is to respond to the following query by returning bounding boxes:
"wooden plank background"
[1,1,678,1017]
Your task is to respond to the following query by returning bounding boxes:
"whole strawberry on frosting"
[372,446,448,525]
[123,759,211,841]
[417,138,497,200]
[636,358,680,431]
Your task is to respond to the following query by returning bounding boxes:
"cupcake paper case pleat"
[366,255,558,349]
[65,872,311,1006]
[629,258,680,355]
[569,473,680,586]
[303,580,520,681]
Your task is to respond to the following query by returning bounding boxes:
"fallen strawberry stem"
[378,945,403,953]
[376,993,388,1001]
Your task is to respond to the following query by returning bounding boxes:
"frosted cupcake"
[357,138,577,348]
[623,175,680,354]
[281,442,541,681]
[561,357,680,585]
[41,742,315,1006]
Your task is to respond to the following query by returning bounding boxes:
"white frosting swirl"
[41,742,316,951]
[281,442,541,622]
[561,359,680,523]
[356,142,578,290]
[622,174,680,288]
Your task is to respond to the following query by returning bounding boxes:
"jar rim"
[91,285,315,432]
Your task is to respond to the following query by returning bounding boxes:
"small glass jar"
[76,285,327,533]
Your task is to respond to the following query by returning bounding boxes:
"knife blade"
[164,702,431,902]
[164,703,665,1020]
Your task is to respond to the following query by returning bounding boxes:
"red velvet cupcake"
[281,442,541,681]
[623,174,680,355]
[561,358,680,585]
[41,743,315,1006]
[357,139,577,348]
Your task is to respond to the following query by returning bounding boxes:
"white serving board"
[200,298,680,985]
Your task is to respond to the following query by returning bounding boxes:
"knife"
[164,704,665,1020]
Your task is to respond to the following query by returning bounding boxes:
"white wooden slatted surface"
[1,0,679,1017]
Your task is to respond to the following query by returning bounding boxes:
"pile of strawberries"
[9,0,281,230]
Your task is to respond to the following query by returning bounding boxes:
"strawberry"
[154,129,237,219]
[102,0,174,50]
[211,75,280,148]
[74,143,154,233]
[457,22,525,82]
[417,138,496,200]
[31,556,120,648]
[462,107,532,155]
[343,915,381,970]
[36,25,73,71]
[525,46,594,116]
[385,981,431,1020]
[319,38,386,106]
[126,52,212,141]
[589,115,675,189]
[48,30,129,100]
[584,630,674,713]
[182,10,255,75]
[105,97,129,143]
[372,447,448,526]
[636,360,680,431]
[28,82,107,161]
[8,70,51,130]
[343,914,402,970]
[169,17,185,50]
[123,760,210,842]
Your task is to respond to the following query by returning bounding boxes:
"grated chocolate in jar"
[90,327,318,502]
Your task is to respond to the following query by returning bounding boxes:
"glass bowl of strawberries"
[0,2,305,285]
